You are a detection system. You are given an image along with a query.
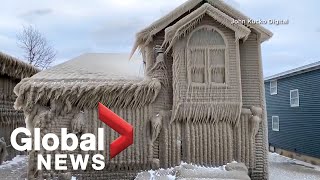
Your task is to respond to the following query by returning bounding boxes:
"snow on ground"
[136,161,245,179]
[0,153,319,179]
[0,155,27,170]
[269,153,320,171]
[0,155,27,179]
[269,153,320,180]
[138,154,320,180]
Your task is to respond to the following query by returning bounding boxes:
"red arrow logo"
[98,103,134,159]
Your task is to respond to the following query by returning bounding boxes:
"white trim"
[290,89,299,107]
[265,61,320,81]
[272,116,280,131]
[270,80,277,95]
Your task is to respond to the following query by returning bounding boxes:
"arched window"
[187,26,227,84]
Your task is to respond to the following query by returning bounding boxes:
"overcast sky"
[0,0,319,77]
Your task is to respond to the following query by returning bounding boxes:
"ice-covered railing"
[172,106,262,170]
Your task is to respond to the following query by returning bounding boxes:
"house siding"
[240,33,262,107]
[265,69,320,158]
[240,33,268,179]
[0,75,26,160]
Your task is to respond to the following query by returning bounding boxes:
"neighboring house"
[265,61,320,165]
[0,52,39,160]
[14,0,272,179]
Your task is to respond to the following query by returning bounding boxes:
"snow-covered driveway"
[269,153,320,180]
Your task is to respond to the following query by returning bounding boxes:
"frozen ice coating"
[13,0,272,179]
[0,52,39,165]
[0,52,39,80]
[0,138,8,165]
[171,22,243,125]
[162,3,251,52]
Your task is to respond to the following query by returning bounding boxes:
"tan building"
[0,52,39,161]
[14,0,272,179]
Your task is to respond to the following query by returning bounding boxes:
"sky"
[0,0,319,77]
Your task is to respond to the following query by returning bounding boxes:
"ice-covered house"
[14,0,272,179]
[0,52,39,162]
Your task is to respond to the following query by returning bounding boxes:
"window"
[290,89,299,107]
[270,80,277,95]
[272,116,279,131]
[187,26,226,85]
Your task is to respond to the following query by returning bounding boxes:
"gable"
[131,0,272,57]
[162,3,251,53]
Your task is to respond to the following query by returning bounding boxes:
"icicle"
[71,111,87,134]
[0,52,39,80]
[249,106,262,139]
[151,114,162,143]
[162,3,251,53]
[14,78,162,112]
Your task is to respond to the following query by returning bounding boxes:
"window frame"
[270,80,277,95]
[207,48,227,85]
[186,25,228,86]
[290,89,299,107]
[187,48,207,85]
[272,116,280,131]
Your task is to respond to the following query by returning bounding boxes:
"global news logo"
[10,103,133,171]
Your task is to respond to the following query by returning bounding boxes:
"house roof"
[14,53,161,111]
[131,0,273,56]
[264,61,320,81]
[162,3,251,52]
[0,52,39,79]
[32,53,144,80]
